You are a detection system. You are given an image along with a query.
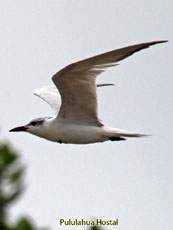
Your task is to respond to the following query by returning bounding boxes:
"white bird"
[10,41,167,144]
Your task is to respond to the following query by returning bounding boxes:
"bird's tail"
[105,127,149,141]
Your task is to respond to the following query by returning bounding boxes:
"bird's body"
[27,117,139,144]
[10,40,168,144]
[28,118,106,144]
[28,117,145,144]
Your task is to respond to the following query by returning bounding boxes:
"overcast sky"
[0,1,172,230]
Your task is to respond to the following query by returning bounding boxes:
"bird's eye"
[30,121,37,126]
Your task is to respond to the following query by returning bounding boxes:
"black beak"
[9,126,27,132]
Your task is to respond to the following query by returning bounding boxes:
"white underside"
[27,118,146,144]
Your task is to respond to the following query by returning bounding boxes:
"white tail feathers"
[118,132,149,138]
[105,127,149,139]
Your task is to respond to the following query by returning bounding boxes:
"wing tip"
[33,88,42,97]
[149,40,169,45]
[33,89,39,96]
[97,83,115,87]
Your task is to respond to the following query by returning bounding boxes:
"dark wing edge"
[52,40,168,80]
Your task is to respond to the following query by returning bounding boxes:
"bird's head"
[9,118,45,134]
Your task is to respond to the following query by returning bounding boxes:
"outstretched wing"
[34,85,61,115]
[34,84,115,116]
[51,40,167,125]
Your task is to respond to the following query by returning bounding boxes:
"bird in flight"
[10,40,167,144]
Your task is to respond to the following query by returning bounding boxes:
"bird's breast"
[42,122,107,144]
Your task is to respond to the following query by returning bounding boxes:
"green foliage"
[0,141,102,230]
[89,226,103,230]
[0,142,48,230]
[14,218,34,230]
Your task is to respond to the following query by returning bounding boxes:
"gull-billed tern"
[10,41,167,144]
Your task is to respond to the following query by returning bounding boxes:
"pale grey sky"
[0,0,172,230]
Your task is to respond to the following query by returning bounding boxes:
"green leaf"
[0,144,18,167]
[5,187,24,204]
[14,218,34,230]
[10,168,24,183]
